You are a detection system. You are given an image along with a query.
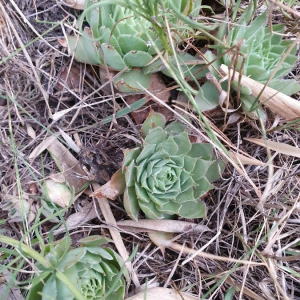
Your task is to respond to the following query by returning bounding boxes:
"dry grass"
[1,0,300,299]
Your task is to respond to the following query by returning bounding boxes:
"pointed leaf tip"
[141,110,166,137]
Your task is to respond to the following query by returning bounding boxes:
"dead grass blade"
[92,191,140,289]
[244,138,300,158]
[58,128,80,153]
[225,276,266,300]
[117,219,211,234]
[126,287,197,300]
[55,202,97,235]
[229,151,265,166]
[29,135,59,161]
[220,64,300,120]
[149,232,265,266]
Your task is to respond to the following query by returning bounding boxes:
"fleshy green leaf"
[117,34,148,53]
[158,201,181,215]
[247,53,264,68]
[243,11,267,41]
[135,182,151,203]
[41,274,57,300]
[194,177,213,198]
[192,159,213,181]
[188,143,214,160]
[179,200,206,218]
[148,192,168,207]
[240,94,266,119]
[136,144,156,164]
[98,26,123,55]
[59,248,87,271]
[143,58,164,74]
[80,235,111,247]
[145,127,168,144]
[123,51,153,67]
[139,199,170,220]
[27,272,51,300]
[269,79,300,96]
[56,266,78,300]
[206,159,226,182]
[204,50,221,78]
[158,136,179,155]
[67,33,102,65]
[195,82,220,112]
[162,52,207,79]
[52,237,71,261]
[183,156,198,173]
[122,147,141,172]
[181,177,196,192]
[173,131,192,155]
[165,121,185,135]
[124,187,140,221]
[113,69,152,92]
[141,111,166,136]
[246,66,269,81]
[148,38,164,55]
[101,43,127,70]
[231,80,252,95]
[125,159,137,187]
[175,187,195,203]
[85,3,100,38]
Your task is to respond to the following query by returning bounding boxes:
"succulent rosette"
[66,0,214,92]
[197,10,300,117]
[66,0,163,92]
[122,111,224,220]
[27,236,126,300]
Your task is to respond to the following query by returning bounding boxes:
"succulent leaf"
[101,43,127,70]
[98,26,123,55]
[113,69,152,93]
[161,52,207,79]
[141,110,166,136]
[123,51,153,67]
[195,82,220,112]
[121,112,224,220]
[117,35,148,53]
[67,31,103,66]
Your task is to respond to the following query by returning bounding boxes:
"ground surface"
[1,1,300,300]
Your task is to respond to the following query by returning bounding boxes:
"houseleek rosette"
[198,9,300,117]
[27,236,126,300]
[66,0,160,92]
[122,111,224,220]
[66,0,214,92]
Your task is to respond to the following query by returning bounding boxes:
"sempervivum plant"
[199,10,300,117]
[66,0,214,92]
[122,111,225,220]
[67,0,164,92]
[27,236,126,300]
